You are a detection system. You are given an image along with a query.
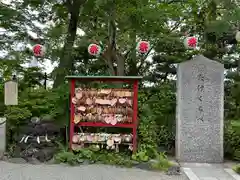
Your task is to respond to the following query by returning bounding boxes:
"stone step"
[181,163,239,180]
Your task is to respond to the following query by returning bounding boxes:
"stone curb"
[224,168,240,180]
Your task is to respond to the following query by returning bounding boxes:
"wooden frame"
[66,76,142,153]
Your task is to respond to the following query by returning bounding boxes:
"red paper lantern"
[32,44,45,57]
[184,36,197,49]
[136,41,150,54]
[88,44,102,56]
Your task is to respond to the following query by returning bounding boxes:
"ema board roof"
[65,76,143,80]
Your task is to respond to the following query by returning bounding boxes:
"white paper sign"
[4,81,18,105]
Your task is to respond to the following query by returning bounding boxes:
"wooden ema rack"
[66,76,142,153]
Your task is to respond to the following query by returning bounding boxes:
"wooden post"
[69,79,75,150]
[132,80,138,153]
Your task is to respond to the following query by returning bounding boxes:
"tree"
[51,0,189,84]
[151,0,240,81]
[53,0,88,87]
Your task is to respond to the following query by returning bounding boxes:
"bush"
[138,83,176,153]
[138,104,158,157]
[131,90,175,171]
[54,143,172,171]
[233,164,240,174]
[232,120,240,134]
[18,86,68,123]
[5,106,32,130]
[5,86,69,146]
[224,120,240,161]
[54,144,134,167]
[150,152,173,171]
[158,125,174,152]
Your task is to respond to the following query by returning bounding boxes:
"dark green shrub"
[233,164,240,174]
[5,86,69,146]
[138,82,176,153]
[138,104,158,158]
[224,121,240,161]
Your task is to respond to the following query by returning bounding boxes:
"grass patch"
[233,164,240,174]
[150,152,173,171]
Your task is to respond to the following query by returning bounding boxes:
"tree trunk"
[53,0,86,88]
[115,51,125,76]
[203,1,218,59]
[102,43,115,75]
[128,30,137,76]
[102,0,125,76]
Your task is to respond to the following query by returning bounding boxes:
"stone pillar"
[176,55,224,163]
[0,117,6,157]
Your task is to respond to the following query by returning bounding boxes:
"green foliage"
[1,0,240,165]
[131,91,175,171]
[19,68,46,90]
[55,151,78,165]
[158,125,174,152]
[234,151,240,161]
[54,143,172,171]
[15,85,68,123]
[131,150,173,172]
[4,86,69,146]
[46,85,69,125]
[225,80,240,119]
[132,150,149,162]
[150,152,173,171]
[138,103,158,156]
[233,164,240,174]
[94,152,133,167]
[54,145,133,167]
[5,106,32,130]
[138,83,176,153]
[232,120,240,135]
[224,120,240,161]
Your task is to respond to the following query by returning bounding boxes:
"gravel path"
[0,161,189,180]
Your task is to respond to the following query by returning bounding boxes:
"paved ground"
[182,163,240,180]
[0,161,188,180]
[1,160,239,180]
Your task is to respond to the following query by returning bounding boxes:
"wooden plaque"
[4,81,18,105]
